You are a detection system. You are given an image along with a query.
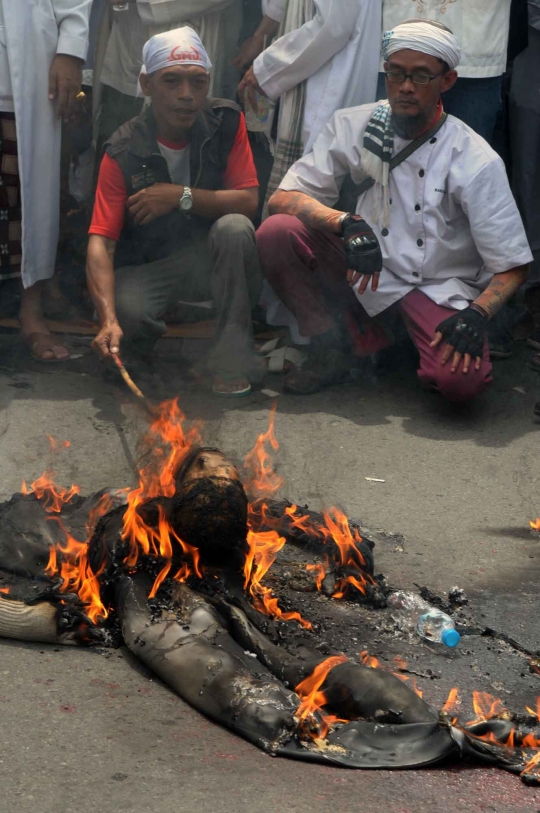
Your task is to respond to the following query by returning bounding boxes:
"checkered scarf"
[360,100,394,229]
[263,0,315,217]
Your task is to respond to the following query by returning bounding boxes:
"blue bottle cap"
[441,628,460,648]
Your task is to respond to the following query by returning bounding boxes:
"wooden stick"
[112,354,150,407]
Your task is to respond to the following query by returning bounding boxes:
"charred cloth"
[0,402,539,785]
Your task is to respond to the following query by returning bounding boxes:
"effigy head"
[171,448,248,570]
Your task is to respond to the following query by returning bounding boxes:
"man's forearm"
[269,189,343,233]
[473,265,530,319]
[192,188,258,221]
[86,236,118,325]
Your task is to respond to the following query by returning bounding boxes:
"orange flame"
[120,400,203,571]
[522,750,540,779]
[471,691,507,721]
[244,529,312,629]
[295,655,349,741]
[443,687,461,714]
[530,518,540,532]
[360,650,382,670]
[242,401,284,502]
[0,587,9,594]
[319,508,373,599]
[306,563,326,590]
[526,699,540,721]
[45,517,107,624]
[21,472,80,514]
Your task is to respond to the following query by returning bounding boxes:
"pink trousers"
[257,214,493,402]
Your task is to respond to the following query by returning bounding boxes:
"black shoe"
[283,349,351,395]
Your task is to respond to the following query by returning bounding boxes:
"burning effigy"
[0,402,539,784]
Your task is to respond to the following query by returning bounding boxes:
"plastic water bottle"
[387,591,460,648]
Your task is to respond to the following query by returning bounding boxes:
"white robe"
[0,0,91,289]
[254,0,382,152]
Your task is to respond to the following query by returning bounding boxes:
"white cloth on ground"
[0,0,91,288]
[381,0,512,79]
[382,19,461,69]
[279,103,533,316]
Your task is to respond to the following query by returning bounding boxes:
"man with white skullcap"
[378,0,513,145]
[87,27,262,397]
[256,19,533,401]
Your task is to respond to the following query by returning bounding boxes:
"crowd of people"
[1,0,539,407]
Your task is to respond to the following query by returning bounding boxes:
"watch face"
[180,191,193,212]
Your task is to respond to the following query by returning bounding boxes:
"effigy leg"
[116,573,301,753]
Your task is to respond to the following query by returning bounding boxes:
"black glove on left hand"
[341,214,383,277]
[435,306,487,358]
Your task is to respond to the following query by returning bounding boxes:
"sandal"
[23,332,70,363]
[212,371,252,398]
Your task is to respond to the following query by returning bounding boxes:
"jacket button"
[381,228,389,236]
[412,271,420,278]
[417,238,423,247]
[415,204,421,212]
[419,169,425,178]
[430,137,437,144]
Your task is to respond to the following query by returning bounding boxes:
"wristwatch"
[179,186,193,216]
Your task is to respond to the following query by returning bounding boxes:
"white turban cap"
[382,19,461,70]
[141,26,212,78]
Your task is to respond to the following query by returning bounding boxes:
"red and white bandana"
[141,26,212,79]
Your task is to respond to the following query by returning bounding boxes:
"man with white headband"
[377,1,513,145]
[86,27,262,397]
[256,19,533,402]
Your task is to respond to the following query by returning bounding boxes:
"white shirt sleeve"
[279,111,355,206]
[53,0,92,61]
[262,0,286,23]
[136,0,233,26]
[253,0,360,100]
[459,159,534,274]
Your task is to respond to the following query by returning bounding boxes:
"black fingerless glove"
[340,214,383,277]
[435,306,488,358]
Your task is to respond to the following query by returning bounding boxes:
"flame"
[295,655,349,741]
[530,519,540,532]
[319,508,373,599]
[471,691,507,721]
[244,529,312,629]
[242,401,284,502]
[0,587,9,594]
[443,688,461,714]
[526,699,540,721]
[360,650,382,669]
[48,436,70,452]
[45,517,107,624]
[120,400,203,572]
[306,563,326,590]
[21,472,80,514]
[522,750,540,780]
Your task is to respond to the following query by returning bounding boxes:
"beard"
[392,109,430,140]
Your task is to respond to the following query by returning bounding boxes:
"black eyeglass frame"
[384,70,445,86]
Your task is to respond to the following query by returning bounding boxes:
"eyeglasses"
[384,70,444,86]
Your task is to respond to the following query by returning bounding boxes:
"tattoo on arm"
[473,265,529,319]
[269,190,343,233]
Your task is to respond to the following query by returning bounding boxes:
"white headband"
[141,26,212,80]
[382,20,461,70]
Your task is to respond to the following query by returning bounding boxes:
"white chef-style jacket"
[0,0,91,289]
[381,0,513,79]
[254,0,382,152]
[280,103,533,317]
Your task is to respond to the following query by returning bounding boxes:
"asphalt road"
[0,334,539,813]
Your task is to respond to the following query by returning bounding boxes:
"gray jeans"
[115,214,262,376]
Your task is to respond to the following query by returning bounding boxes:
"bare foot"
[20,281,69,361]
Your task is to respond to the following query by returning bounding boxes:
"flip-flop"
[212,371,252,398]
[23,332,70,363]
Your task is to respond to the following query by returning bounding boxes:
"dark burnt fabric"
[0,114,22,281]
